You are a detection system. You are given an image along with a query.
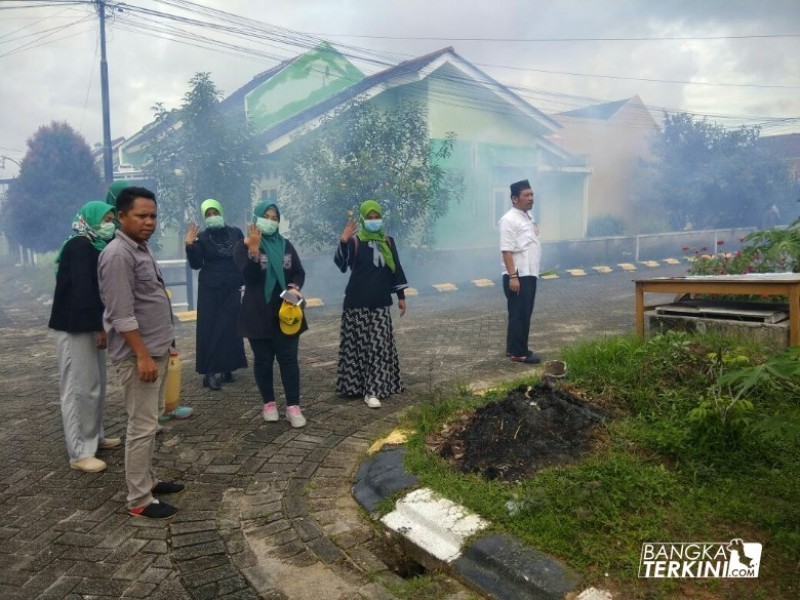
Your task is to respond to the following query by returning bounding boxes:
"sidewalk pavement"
[0,265,685,599]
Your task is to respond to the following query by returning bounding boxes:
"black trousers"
[249,333,300,406]
[502,275,537,357]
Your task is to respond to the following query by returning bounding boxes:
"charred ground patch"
[427,383,608,483]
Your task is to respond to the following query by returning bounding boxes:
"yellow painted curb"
[592,266,613,274]
[405,287,419,297]
[566,269,587,276]
[305,298,324,308]
[174,311,197,322]
[433,283,458,292]
[472,279,495,288]
[617,263,637,271]
[640,260,660,267]
[663,258,681,265]
[368,429,413,454]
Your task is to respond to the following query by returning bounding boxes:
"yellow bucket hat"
[278,301,303,335]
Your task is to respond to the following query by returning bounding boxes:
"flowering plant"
[680,219,800,302]
[683,218,800,276]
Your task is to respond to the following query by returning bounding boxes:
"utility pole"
[96,0,114,184]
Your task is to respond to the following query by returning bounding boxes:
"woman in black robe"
[185,198,247,390]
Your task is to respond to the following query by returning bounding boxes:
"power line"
[110,2,799,133]
[304,32,800,42]
[2,0,797,137]
[476,62,800,90]
[0,15,94,57]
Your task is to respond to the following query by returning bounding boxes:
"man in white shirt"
[499,179,542,364]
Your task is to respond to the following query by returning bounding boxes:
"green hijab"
[105,180,132,209]
[253,200,286,301]
[200,198,224,220]
[356,199,395,272]
[55,201,116,266]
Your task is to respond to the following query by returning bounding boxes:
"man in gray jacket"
[98,186,185,519]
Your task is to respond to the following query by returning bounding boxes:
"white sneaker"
[364,395,381,409]
[286,405,306,428]
[70,457,107,473]
[262,402,279,422]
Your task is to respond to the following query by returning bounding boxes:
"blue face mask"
[363,219,383,233]
[205,215,224,229]
[255,217,279,236]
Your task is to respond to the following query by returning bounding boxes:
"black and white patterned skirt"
[336,307,404,399]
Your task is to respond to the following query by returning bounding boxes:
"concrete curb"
[353,445,606,600]
[174,257,689,316]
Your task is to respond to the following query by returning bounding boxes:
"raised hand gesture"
[245,223,262,255]
[340,218,358,243]
[184,222,200,245]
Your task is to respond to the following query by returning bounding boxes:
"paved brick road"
[0,266,684,599]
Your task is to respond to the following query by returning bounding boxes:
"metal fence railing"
[157,259,195,312]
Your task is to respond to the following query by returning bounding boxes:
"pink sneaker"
[286,405,306,428]
[262,402,278,422]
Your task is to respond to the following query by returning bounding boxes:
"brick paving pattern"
[0,266,684,599]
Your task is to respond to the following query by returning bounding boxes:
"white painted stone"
[575,587,613,600]
[380,487,489,562]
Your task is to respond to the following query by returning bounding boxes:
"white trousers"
[54,331,107,462]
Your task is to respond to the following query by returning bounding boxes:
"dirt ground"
[429,382,608,483]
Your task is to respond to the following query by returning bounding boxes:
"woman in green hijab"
[104,180,132,209]
[185,199,247,391]
[48,201,120,473]
[234,201,308,428]
[334,199,408,409]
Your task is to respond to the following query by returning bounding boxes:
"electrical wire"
[0,14,94,57]
[302,32,800,42]
[1,0,797,135]
[79,31,99,131]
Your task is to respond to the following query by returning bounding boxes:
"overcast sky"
[1,0,798,177]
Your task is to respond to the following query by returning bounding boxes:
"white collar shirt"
[498,207,541,277]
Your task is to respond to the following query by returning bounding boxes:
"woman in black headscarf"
[185,198,247,390]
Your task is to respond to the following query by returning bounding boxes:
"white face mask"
[96,222,116,240]
[255,217,279,236]
[205,215,224,229]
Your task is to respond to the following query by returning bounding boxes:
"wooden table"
[635,274,800,346]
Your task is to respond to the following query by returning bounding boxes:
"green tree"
[144,73,261,234]
[1,121,104,252]
[639,113,797,230]
[279,100,461,248]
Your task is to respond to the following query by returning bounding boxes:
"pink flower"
[682,246,690,252]
[717,240,724,245]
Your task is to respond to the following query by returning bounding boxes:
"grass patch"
[382,572,475,600]
[399,331,800,599]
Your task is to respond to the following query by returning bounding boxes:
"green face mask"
[205,215,224,229]
[96,222,116,240]
[255,217,279,236]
